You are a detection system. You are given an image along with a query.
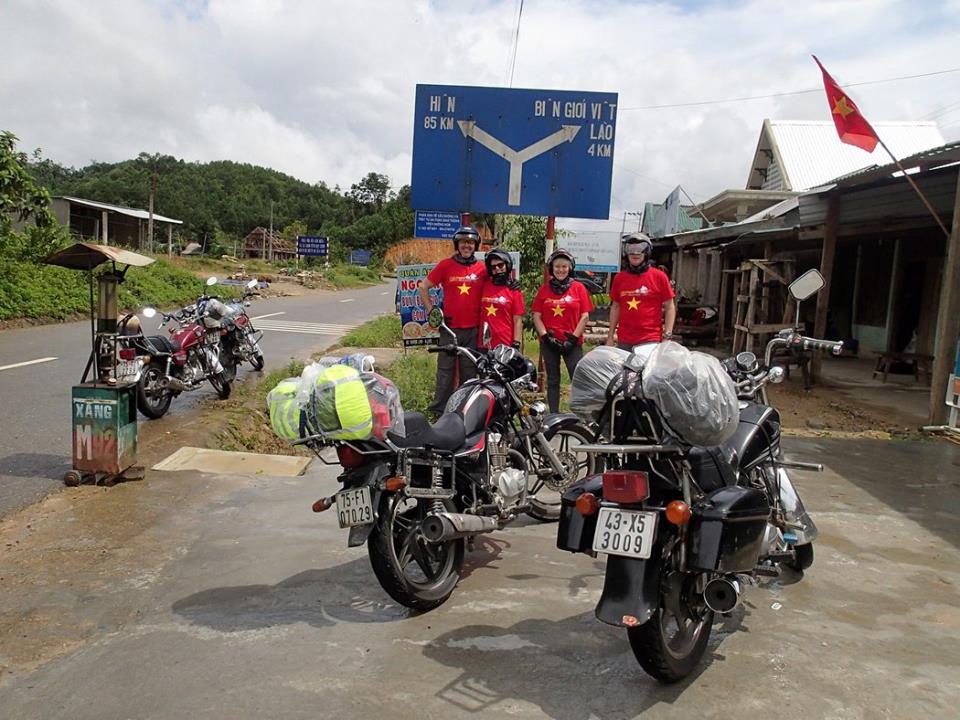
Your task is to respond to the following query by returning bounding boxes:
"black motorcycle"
[220,279,266,381]
[557,271,840,682]
[298,309,595,611]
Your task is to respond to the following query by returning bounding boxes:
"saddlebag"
[556,475,603,553]
[688,485,769,573]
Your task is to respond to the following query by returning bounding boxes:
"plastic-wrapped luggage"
[639,341,738,446]
[266,378,302,441]
[569,346,632,422]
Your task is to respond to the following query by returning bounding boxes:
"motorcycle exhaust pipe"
[159,377,187,392]
[421,512,500,542]
[703,576,742,614]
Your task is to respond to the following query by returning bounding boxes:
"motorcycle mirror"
[206,276,218,287]
[243,301,251,307]
[245,279,258,290]
[788,269,824,302]
[767,366,786,384]
[142,307,157,318]
[427,307,444,329]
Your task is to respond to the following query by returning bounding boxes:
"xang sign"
[411,84,618,219]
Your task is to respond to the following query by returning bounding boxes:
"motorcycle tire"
[526,423,596,522]
[209,372,232,400]
[250,352,265,371]
[221,354,238,383]
[627,563,714,683]
[787,543,814,572]
[367,493,464,612]
[136,365,173,419]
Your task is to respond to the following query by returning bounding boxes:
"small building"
[51,195,183,249]
[242,227,296,261]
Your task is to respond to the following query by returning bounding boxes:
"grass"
[379,351,437,415]
[323,264,382,289]
[341,314,402,348]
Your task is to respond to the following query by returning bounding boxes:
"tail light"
[336,445,365,468]
[118,348,136,360]
[601,471,649,504]
[665,500,691,525]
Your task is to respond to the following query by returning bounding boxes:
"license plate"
[592,508,657,559]
[335,486,373,528]
[115,360,140,380]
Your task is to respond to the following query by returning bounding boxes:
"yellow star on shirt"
[626,298,640,310]
[485,304,498,317]
[551,305,565,317]
[832,95,855,119]
[457,283,471,295]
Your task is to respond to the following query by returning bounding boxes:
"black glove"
[511,340,521,350]
[561,332,579,353]
[507,278,522,291]
[541,334,562,351]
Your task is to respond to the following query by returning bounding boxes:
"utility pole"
[147,171,157,252]
[268,200,274,262]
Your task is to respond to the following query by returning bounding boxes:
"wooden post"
[929,168,960,425]
[718,259,730,341]
[167,225,173,257]
[101,210,109,245]
[812,195,840,381]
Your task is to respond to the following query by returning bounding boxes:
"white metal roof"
[748,120,944,191]
[56,195,183,224]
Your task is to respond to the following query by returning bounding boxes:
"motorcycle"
[135,277,233,419]
[556,269,841,682]
[297,308,596,611]
[220,279,266,381]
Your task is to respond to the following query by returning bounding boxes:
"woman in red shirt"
[533,248,593,413]
[479,249,525,349]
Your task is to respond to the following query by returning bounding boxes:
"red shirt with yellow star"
[479,280,525,348]
[611,267,675,344]
[427,257,487,328]
[533,281,593,344]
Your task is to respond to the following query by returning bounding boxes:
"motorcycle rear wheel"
[367,494,464,611]
[136,366,172,419]
[627,566,714,683]
[209,371,232,399]
[527,423,596,522]
[221,353,238,383]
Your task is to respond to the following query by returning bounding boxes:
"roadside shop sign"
[415,210,462,239]
[397,264,443,347]
[563,231,620,272]
[297,235,328,257]
[411,84,619,219]
[350,249,372,266]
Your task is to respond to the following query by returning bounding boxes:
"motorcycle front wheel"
[367,494,464,612]
[250,351,265,371]
[136,365,172,419]
[527,423,596,522]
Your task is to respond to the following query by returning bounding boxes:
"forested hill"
[27,152,414,258]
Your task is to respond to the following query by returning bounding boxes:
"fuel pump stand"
[44,242,155,486]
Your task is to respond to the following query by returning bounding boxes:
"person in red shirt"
[533,248,593,413]
[479,249,524,350]
[420,226,487,414]
[606,233,676,355]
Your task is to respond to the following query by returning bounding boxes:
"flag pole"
[875,138,950,238]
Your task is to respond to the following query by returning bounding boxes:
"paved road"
[0,281,396,518]
[0,437,957,718]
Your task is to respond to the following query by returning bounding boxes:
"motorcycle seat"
[687,445,739,492]
[144,335,180,355]
[387,412,466,451]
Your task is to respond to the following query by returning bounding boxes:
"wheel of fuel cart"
[63,470,83,487]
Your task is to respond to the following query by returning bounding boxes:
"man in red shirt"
[420,226,487,413]
[606,233,676,354]
[479,249,524,350]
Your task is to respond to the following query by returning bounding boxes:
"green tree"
[0,131,68,261]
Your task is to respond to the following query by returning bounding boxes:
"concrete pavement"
[0,436,957,719]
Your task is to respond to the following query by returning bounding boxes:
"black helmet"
[452,226,480,250]
[547,248,576,277]
[622,232,652,258]
[484,248,513,275]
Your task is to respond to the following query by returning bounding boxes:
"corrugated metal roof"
[765,121,944,191]
[641,202,704,237]
[830,140,960,187]
[56,195,183,224]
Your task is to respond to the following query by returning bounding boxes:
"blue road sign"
[411,84,618,219]
[350,249,372,266]
[297,235,328,257]
[415,210,462,239]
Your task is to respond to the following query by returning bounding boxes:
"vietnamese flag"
[813,55,879,153]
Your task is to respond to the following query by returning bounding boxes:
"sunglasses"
[490,261,507,270]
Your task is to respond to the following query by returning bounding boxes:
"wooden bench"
[872,352,934,384]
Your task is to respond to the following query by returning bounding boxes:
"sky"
[3,0,959,236]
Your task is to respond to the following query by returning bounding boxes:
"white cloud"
[2,0,958,234]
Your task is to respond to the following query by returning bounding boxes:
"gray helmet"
[622,232,653,258]
[452,226,481,250]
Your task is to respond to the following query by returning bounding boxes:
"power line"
[619,66,960,111]
[507,0,524,88]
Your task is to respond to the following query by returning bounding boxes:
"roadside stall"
[44,242,155,486]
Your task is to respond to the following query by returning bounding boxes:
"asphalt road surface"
[0,281,395,519]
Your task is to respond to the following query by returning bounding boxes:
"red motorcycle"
[136,278,232,419]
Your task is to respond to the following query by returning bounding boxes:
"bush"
[324,263,381,289]
[340,314,401,348]
[380,351,436,414]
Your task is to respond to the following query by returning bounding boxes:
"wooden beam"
[812,195,840,380]
[929,169,960,425]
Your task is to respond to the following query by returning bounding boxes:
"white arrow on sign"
[458,121,581,206]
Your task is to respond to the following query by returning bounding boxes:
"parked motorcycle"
[220,279,266,381]
[135,277,233,419]
[298,308,596,611]
[556,269,840,682]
